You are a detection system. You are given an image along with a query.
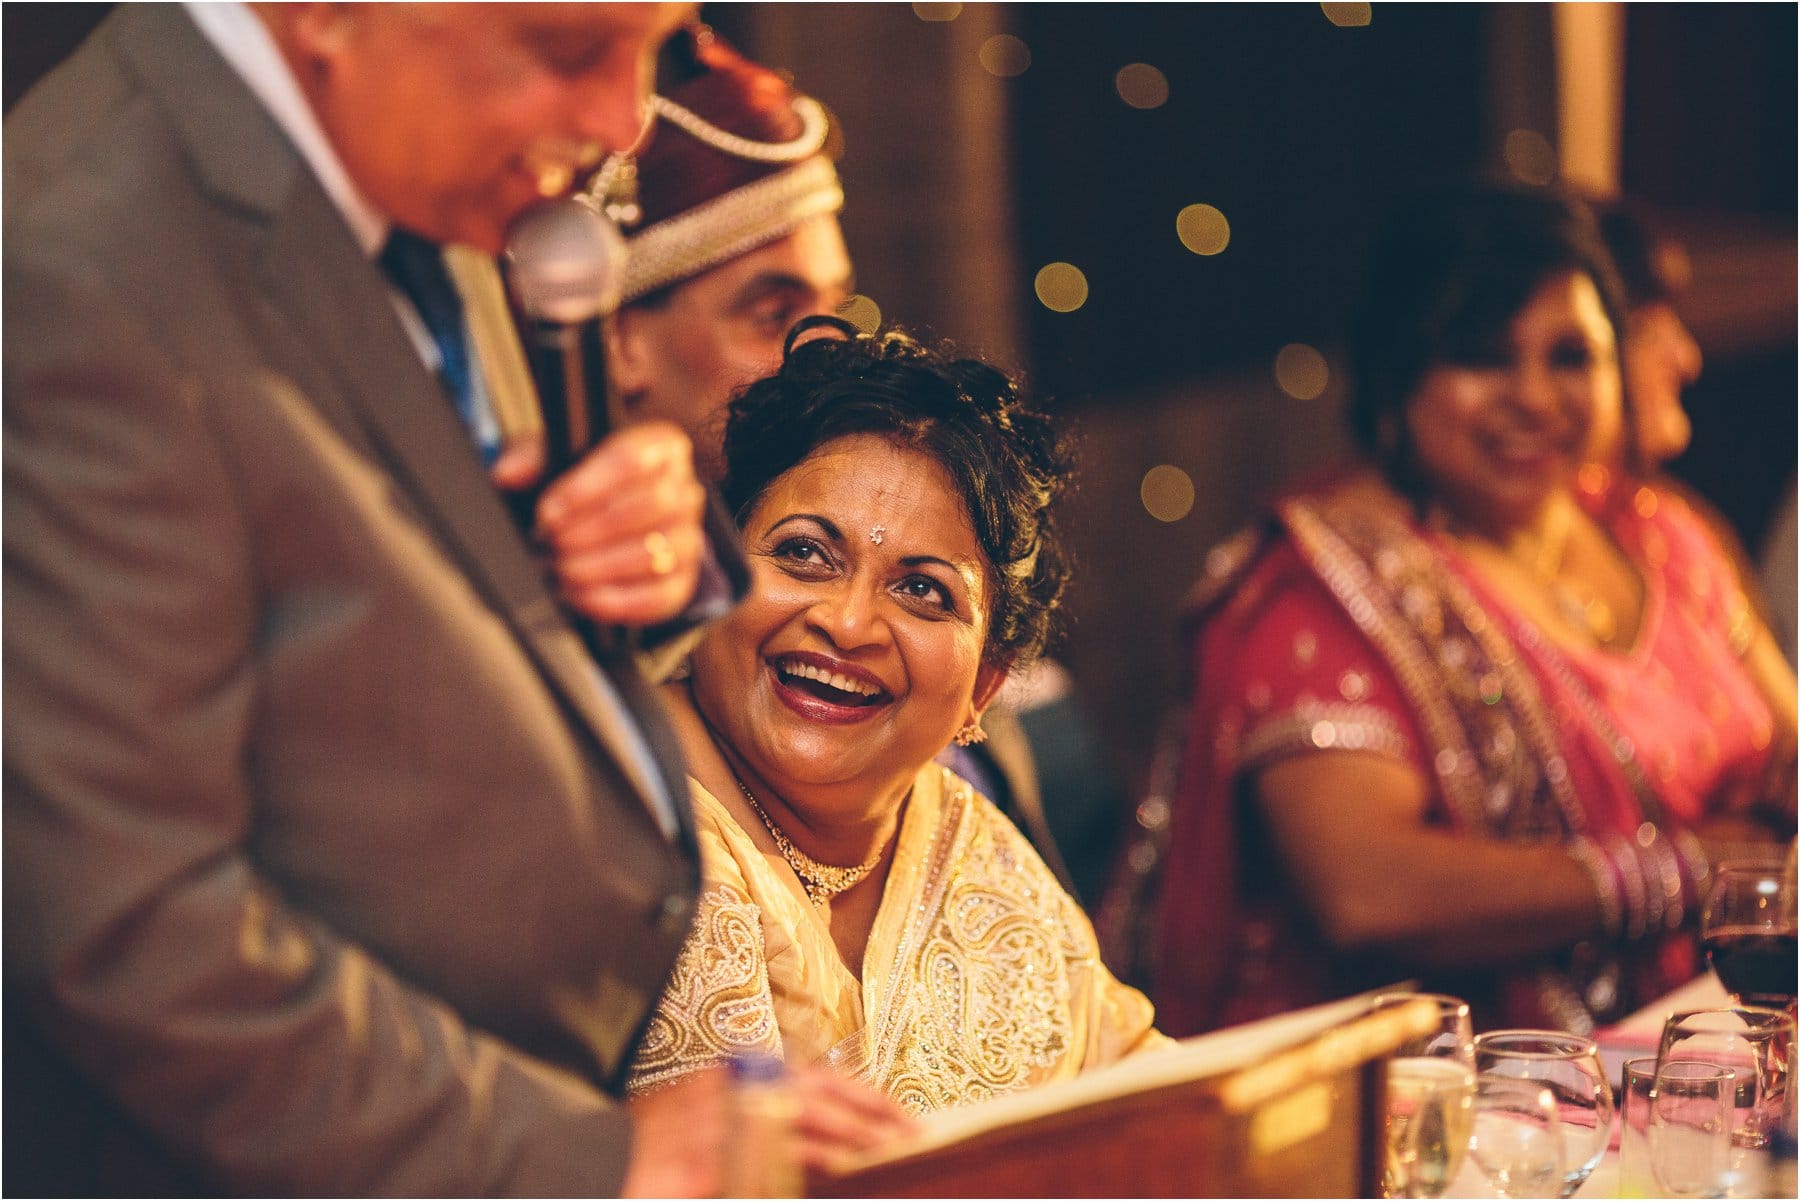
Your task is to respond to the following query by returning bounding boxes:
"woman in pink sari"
[1128,184,1794,1037]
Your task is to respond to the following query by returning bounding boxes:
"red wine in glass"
[1703,924,1798,1009]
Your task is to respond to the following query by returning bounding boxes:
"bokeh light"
[1274,343,1330,400]
[1504,129,1558,185]
[1321,3,1373,27]
[1141,465,1196,523]
[912,2,962,21]
[1176,204,1231,256]
[837,294,882,334]
[1115,63,1170,110]
[979,34,1032,77]
[1034,262,1089,313]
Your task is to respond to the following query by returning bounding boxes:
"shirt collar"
[184,2,389,257]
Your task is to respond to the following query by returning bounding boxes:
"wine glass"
[1374,993,1476,1198]
[1469,1074,1563,1198]
[1648,1060,1735,1199]
[1701,861,1797,1012]
[1473,1030,1614,1197]
[1658,1005,1794,1187]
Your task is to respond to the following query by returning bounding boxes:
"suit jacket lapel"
[115,5,688,838]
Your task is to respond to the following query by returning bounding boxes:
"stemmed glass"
[1658,1006,1795,1189]
[1473,1030,1613,1197]
[1373,993,1476,1198]
[1701,861,1797,1013]
[1468,1074,1563,1198]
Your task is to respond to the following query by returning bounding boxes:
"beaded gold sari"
[628,764,1166,1112]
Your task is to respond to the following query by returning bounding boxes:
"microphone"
[504,198,625,472]
[502,199,750,641]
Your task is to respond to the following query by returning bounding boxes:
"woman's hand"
[532,421,708,628]
[621,1063,916,1197]
[788,1063,919,1182]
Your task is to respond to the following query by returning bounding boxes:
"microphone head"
[504,199,626,325]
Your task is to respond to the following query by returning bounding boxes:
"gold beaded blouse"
[627,764,1168,1112]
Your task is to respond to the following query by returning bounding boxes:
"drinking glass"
[1701,861,1798,1012]
[1649,1061,1735,1199]
[1374,993,1476,1198]
[1473,1030,1614,1197]
[821,1029,873,1084]
[1469,1074,1563,1198]
[1658,1005,1794,1185]
[1619,1057,1660,1199]
[1374,992,1477,1064]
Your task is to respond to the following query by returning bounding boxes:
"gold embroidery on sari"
[1282,497,1571,840]
[874,775,1088,1115]
[1238,700,1411,771]
[1281,494,1664,1030]
[627,884,780,1094]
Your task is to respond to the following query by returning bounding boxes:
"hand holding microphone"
[502,199,708,630]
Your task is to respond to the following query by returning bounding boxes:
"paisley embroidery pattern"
[627,885,780,1094]
[877,784,1089,1114]
[628,770,1158,1111]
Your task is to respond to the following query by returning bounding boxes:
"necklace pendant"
[731,772,885,907]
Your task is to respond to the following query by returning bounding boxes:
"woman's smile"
[768,650,894,723]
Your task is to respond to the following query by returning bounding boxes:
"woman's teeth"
[778,659,882,703]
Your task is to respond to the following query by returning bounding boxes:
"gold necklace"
[1525,503,1621,647]
[730,774,886,906]
[1437,501,1619,648]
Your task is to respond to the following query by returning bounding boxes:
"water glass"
[1474,1029,1614,1197]
[1375,993,1475,1198]
[1469,1074,1563,1198]
[1649,1061,1735,1199]
[821,1028,873,1083]
[1383,1056,1475,1198]
[1657,1006,1795,1191]
[1619,1057,1660,1199]
[1658,1007,1793,1149]
[1374,992,1477,1064]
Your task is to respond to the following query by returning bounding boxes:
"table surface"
[1444,1150,1619,1198]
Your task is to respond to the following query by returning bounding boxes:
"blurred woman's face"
[690,434,1005,815]
[1622,301,1700,467]
[1405,270,1621,535]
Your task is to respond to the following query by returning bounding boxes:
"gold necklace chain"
[1435,500,1620,647]
[730,774,886,906]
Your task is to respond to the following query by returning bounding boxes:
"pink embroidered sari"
[1144,471,1778,1037]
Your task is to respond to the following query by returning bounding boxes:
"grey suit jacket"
[3,7,698,1195]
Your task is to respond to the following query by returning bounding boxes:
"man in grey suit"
[4,4,901,1195]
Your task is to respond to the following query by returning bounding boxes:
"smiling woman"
[1125,183,1796,1039]
[630,320,1170,1109]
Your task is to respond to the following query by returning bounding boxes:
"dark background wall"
[11,2,1794,796]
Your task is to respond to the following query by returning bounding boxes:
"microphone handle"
[514,317,634,656]
[510,317,753,651]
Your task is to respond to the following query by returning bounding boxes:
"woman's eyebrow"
[764,513,842,541]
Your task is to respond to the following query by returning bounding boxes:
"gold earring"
[953,721,987,747]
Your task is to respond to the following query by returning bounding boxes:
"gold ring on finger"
[644,530,677,576]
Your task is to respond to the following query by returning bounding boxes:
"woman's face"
[1405,270,1621,534]
[691,434,1006,815]
[1622,301,1700,467]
